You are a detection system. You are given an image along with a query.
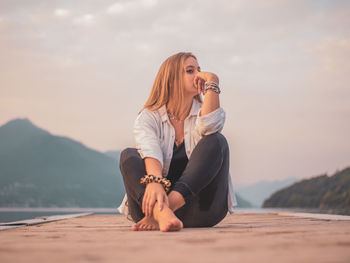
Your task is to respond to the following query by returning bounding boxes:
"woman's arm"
[142,157,169,216]
[134,110,169,216]
[195,72,220,116]
[144,157,162,178]
[133,111,169,216]
[200,89,220,116]
[193,72,226,136]
[134,111,164,166]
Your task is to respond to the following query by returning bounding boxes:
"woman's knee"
[119,148,141,173]
[204,132,228,145]
[199,132,229,153]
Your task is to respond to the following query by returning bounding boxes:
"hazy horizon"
[1,0,349,184]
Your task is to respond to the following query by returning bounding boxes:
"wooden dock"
[1,213,350,263]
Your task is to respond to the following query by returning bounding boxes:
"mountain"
[0,118,125,208]
[0,118,254,209]
[235,194,253,208]
[263,167,350,215]
[236,177,299,207]
[104,150,121,162]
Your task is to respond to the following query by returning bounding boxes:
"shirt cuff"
[196,108,226,135]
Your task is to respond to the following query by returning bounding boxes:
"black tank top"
[166,141,189,186]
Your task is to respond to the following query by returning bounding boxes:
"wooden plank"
[0,213,349,263]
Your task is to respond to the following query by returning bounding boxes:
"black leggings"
[119,132,229,227]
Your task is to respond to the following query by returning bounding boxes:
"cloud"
[313,37,350,74]
[324,2,350,34]
[54,8,71,17]
[140,0,158,7]
[0,16,5,30]
[106,0,158,14]
[303,36,350,112]
[73,14,95,26]
[1,0,350,184]
[107,2,127,14]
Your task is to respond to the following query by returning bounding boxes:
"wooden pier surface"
[1,213,350,263]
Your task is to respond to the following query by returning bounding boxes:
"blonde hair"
[140,52,202,117]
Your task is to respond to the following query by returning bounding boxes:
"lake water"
[0,208,119,223]
[0,207,289,223]
[0,207,345,223]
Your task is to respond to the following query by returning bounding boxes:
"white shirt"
[118,98,237,215]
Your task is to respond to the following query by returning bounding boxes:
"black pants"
[119,132,229,227]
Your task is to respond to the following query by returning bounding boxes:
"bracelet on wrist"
[140,174,171,192]
[204,81,221,94]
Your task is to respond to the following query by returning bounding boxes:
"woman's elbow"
[197,124,224,136]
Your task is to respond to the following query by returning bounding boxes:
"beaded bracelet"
[204,81,221,94]
[205,81,219,87]
[204,85,221,94]
[140,174,172,192]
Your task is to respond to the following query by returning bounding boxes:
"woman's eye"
[186,69,194,74]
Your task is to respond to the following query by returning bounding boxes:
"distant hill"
[0,118,125,208]
[104,150,121,162]
[236,177,298,207]
[235,194,253,208]
[263,167,350,215]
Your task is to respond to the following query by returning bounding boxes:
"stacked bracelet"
[204,81,221,94]
[140,174,171,192]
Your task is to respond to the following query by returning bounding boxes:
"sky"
[0,0,349,185]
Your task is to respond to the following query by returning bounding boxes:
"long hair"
[140,52,202,117]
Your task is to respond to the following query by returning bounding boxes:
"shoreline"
[1,206,348,216]
[0,207,119,212]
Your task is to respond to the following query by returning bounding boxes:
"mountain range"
[0,118,124,207]
[0,118,253,208]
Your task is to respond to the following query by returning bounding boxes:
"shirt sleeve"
[133,110,164,167]
[195,107,226,136]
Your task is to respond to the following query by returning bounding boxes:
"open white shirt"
[118,98,237,215]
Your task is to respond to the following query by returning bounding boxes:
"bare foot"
[154,205,183,232]
[132,216,159,231]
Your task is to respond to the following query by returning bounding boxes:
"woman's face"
[183,56,201,96]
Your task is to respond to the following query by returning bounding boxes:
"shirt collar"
[159,98,201,123]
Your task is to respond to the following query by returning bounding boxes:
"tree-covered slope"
[0,118,125,207]
[263,167,350,214]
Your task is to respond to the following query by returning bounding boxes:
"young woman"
[118,52,236,232]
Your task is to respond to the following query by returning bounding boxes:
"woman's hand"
[142,182,169,217]
[194,72,219,95]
